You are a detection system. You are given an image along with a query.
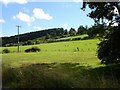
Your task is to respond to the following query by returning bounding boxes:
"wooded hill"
[2,28,66,46]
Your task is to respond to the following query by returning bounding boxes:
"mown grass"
[2,39,100,67]
[2,38,98,53]
[56,34,88,40]
[2,39,120,88]
[2,52,100,68]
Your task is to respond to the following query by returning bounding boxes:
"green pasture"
[56,34,88,40]
[2,38,98,53]
[2,39,100,67]
[2,39,120,88]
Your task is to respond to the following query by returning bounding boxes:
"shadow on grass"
[2,63,120,88]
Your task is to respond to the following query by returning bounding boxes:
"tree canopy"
[82,1,120,64]
[77,25,87,35]
[69,28,76,36]
[82,1,120,25]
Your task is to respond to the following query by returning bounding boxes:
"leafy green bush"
[2,49,10,54]
[25,47,41,52]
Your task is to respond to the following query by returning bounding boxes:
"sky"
[0,0,95,37]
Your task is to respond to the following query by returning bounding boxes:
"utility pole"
[16,25,21,53]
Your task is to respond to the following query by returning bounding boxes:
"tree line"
[2,25,88,47]
[2,23,111,47]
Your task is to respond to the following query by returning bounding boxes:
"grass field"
[2,39,100,67]
[56,34,88,40]
[2,39,120,88]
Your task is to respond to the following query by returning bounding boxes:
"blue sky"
[0,0,95,37]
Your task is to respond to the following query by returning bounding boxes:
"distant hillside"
[2,28,65,46]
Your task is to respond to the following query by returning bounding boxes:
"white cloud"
[12,16,16,20]
[13,8,53,26]
[0,0,28,5]
[13,12,35,26]
[61,24,70,30]
[0,19,5,24]
[33,8,53,21]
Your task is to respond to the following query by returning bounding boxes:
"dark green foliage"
[2,27,87,46]
[44,33,51,40]
[35,40,41,44]
[82,2,119,23]
[25,47,41,52]
[72,37,81,41]
[2,28,65,47]
[64,29,68,35]
[82,2,120,64]
[98,26,120,64]
[69,28,76,36]
[22,40,34,46]
[26,40,34,45]
[87,24,106,39]
[2,49,10,53]
[77,25,87,35]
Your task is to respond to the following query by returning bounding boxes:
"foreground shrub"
[25,47,41,52]
[2,49,10,54]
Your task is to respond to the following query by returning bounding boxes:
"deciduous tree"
[82,1,120,64]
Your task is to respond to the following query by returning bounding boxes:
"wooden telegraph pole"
[16,25,21,53]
